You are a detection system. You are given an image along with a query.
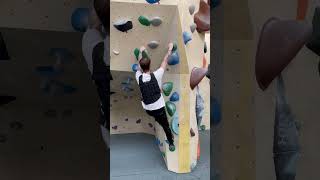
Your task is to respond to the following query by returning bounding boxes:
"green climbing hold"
[200,125,206,130]
[134,48,139,60]
[162,152,166,157]
[162,82,173,96]
[166,101,176,117]
[169,144,175,152]
[138,16,151,26]
[172,42,178,52]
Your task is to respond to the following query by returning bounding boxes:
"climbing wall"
[110,0,210,173]
[248,0,320,179]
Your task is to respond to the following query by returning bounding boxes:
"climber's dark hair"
[139,57,151,73]
[94,0,109,33]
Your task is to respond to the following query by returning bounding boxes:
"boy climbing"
[135,43,175,152]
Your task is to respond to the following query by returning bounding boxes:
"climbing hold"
[190,128,195,137]
[113,19,133,32]
[9,121,23,130]
[171,115,179,135]
[195,87,205,128]
[168,51,180,65]
[134,48,140,60]
[148,41,159,49]
[200,125,206,130]
[155,138,160,145]
[146,0,160,4]
[190,23,197,33]
[169,145,175,152]
[204,42,207,53]
[256,17,312,90]
[138,16,151,26]
[162,152,166,157]
[189,5,196,15]
[162,82,173,96]
[0,95,16,106]
[166,101,176,117]
[172,42,178,52]
[183,31,192,44]
[170,92,179,102]
[113,50,119,55]
[132,64,139,72]
[190,67,208,90]
[150,17,162,26]
[306,7,320,56]
[212,97,221,125]
[112,126,118,130]
[136,119,141,124]
[194,0,210,33]
[71,8,89,32]
[148,123,153,128]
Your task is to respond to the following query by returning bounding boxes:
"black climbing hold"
[235,145,240,150]
[190,128,195,137]
[0,95,16,106]
[40,145,45,151]
[204,42,207,53]
[113,20,133,32]
[136,119,141,124]
[113,100,118,103]
[9,121,23,130]
[125,118,128,121]
[148,123,153,128]
[112,126,118,130]
[0,133,7,143]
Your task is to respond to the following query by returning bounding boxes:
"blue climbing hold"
[171,114,179,135]
[146,0,160,4]
[168,51,180,65]
[71,8,89,32]
[155,138,161,146]
[170,92,179,102]
[212,97,221,125]
[132,64,139,72]
[212,0,221,8]
[183,31,192,44]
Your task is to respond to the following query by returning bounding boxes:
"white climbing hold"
[148,41,159,49]
[150,17,162,26]
[113,50,120,55]
[190,23,197,33]
[189,5,196,15]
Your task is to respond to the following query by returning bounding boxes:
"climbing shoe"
[169,144,175,152]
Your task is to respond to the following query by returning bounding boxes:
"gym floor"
[110,130,210,180]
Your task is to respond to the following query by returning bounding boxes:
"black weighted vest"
[139,73,161,105]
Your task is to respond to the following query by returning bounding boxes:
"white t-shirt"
[135,68,165,111]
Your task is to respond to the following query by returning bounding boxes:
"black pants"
[146,107,174,145]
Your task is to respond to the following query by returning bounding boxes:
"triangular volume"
[255,18,312,90]
[306,7,320,56]
[0,32,10,61]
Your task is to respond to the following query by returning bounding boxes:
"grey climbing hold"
[148,41,159,49]
[190,23,197,33]
[189,5,196,15]
[113,50,120,55]
[150,17,162,26]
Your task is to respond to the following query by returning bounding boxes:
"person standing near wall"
[81,0,109,149]
[135,44,176,152]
